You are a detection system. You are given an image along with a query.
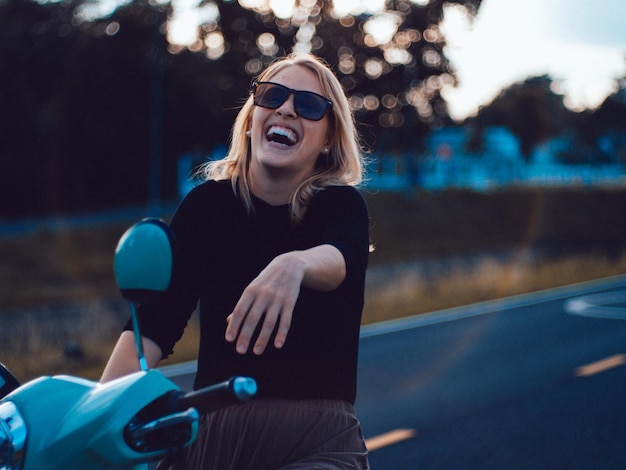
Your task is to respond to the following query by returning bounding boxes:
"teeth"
[266,126,297,146]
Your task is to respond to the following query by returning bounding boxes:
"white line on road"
[160,275,626,378]
[361,274,626,338]
[575,354,626,377]
[564,291,626,320]
[365,428,417,452]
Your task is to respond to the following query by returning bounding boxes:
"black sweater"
[129,180,369,403]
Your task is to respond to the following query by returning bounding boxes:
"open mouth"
[266,126,298,146]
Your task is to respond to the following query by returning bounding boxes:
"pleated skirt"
[170,398,370,470]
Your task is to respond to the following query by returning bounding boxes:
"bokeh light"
[379,111,405,127]
[363,12,400,46]
[204,31,225,59]
[332,0,385,18]
[363,94,380,111]
[422,48,442,67]
[269,0,295,19]
[364,57,384,79]
[423,26,441,43]
[104,21,120,36]
[384,47,412,65]
[257,32,279,56]
[349,94,364,111]
[238,0,268,13]
[382,94,400,110]
[245,57,264,74]
[338,46,356,74]
[168,0,219,46]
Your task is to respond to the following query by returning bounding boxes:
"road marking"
[161,278,626,380]
[564,290,626,320]
[365,428,416,451]
[361,275,626,339]
[575,354,626,377]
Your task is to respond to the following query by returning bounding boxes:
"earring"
[322,147,330,155]
[246,130,251,138]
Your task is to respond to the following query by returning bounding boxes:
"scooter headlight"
[0,402,26,470]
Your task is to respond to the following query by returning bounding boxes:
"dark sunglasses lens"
[294,92,328,121]
[254,82,330,121]
[254,83,288,109]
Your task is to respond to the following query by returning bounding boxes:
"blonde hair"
[200,52,364,223]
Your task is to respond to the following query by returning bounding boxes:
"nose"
[275,93,297,119]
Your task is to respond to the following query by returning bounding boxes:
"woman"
[101,52,370,469]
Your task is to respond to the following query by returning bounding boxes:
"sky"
[440,0,626,120]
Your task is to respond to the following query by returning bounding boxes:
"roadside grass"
[0,224,125,310]
[1,187,626,382]
[362,251,626,325]
[2,250,624,382]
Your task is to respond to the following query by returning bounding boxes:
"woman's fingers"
[225,253,303,355]
[251,303,282,355]
[224,283,288,355]
[273,306,293,350]
[224,296,251,346]
[225,291,264,354]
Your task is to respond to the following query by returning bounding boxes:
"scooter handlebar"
[123,376,256,455]
[176,376,257,414]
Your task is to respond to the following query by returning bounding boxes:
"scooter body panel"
[2,369,188,469]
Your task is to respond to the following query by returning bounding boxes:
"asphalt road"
[163,274,626,469]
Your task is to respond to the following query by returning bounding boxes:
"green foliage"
[466,75,571,158]
[578,81,626,165]
[0,0,481,218]
[465,74,626,163]
[198,0,482,148]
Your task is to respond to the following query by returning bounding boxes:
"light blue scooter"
[0,218,256,469]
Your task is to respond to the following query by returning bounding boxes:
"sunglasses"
[252,81,333,121]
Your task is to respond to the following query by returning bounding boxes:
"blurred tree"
[187,0,482,152]
[586,76,626,165]
[0,0,482,218]
[0,0,79,217]
[465,75,572,160]
[0,0,236,216]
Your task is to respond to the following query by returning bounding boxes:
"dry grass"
[2,250,624,383]
[362,251,626,325]
[0,225,126,309]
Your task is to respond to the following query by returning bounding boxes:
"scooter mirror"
[114,218,175,304]
[0,362,19,399]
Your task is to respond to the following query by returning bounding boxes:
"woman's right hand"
[224,245,346,355]
[225,252,304,355]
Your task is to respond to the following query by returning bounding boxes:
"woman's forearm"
[290,244,346,291]
[100,330,163,383]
